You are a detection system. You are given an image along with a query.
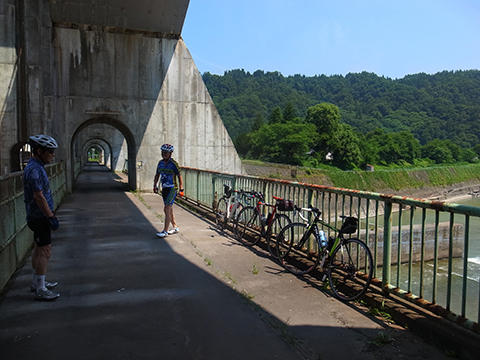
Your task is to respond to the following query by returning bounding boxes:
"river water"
[388,196,480,322]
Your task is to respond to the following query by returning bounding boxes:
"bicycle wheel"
[276,223,321,275]
[215,197,228,231]
[267,213,291,259]
[327,238,373,301]
[235,206,262,246]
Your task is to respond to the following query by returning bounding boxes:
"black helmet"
[29,135,58,149]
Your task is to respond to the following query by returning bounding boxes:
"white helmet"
[29,135,58,149]
[161,143,174,152]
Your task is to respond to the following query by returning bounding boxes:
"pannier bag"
[276,199,295,212]
[340,216,358,234]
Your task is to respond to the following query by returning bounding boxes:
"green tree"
[473,144,480,156]
[249,123,317,165]
[358,130,383,166]
[460,148,478,163]
[203,69,480,150]
[421,139,453,164]
[268,106,283,124]
[326,123,362,169]
[305,103,341,134]
[283,102,298,123]
[234,133,252,158]
[252,114,265,131]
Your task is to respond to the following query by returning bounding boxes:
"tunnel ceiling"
[49,0,190,35]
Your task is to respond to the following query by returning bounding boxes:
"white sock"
[36,275,46,291]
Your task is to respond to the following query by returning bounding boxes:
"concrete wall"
[0,0,17,174]
[363,222,464,267]
[0,0,244,190]
[51,25,243,190]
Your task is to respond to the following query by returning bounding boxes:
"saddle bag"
[276,199,295,212]
[340,216,358,234]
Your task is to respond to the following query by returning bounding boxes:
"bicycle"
[234,192,292,259]
[276,206,373,301]
[214,184,253,233]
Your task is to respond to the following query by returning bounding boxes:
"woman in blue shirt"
[153,144,184,238]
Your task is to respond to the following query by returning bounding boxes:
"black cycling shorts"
[27,217,52,247]
[161,187,177,206]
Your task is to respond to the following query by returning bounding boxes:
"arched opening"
[71,116,137,190]
[10,142,31,173]
[87,145,103,164]
[82,137,116,171]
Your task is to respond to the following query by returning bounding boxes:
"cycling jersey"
[156,158,181,189]
[23,158,54,222]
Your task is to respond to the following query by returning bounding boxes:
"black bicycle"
[276,206,373,301]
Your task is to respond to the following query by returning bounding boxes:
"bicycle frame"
[225,189,254,218]
[277,206,372,300]
[295,208,345,257]
[253,194,291,236]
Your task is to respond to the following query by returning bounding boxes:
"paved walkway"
[0,163,473,359]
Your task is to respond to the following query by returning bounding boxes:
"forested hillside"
[202,69,480,169]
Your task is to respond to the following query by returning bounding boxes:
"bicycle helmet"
[161,144,174,152]
[29,135,58,149]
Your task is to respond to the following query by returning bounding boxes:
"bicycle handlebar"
[294,205,321,214]
[294,205,322,223]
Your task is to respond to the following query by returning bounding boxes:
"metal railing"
[182,166,480,333]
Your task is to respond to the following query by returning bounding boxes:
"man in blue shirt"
[153,144,184,238]
[23,135,60,301]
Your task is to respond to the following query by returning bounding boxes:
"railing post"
[382,201,393,294]
[197,171,201,206]
[307,189,314,208]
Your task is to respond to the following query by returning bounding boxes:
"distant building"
[366,164,374,172]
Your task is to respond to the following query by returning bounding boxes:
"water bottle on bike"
[260,214,267,226]
[318,229,327,248]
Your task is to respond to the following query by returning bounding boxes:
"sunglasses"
[46,149,55,154]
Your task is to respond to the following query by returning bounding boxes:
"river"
[388,196,480,322]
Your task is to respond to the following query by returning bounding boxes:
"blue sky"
[182,0,480,79]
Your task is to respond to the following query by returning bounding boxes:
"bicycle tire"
[266,213,292,259]
[276,223,321,275]
[235,206,262,246]
[327,238,373,301]
[215,197,228,231]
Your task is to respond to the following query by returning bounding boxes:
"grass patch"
[240,289,255,300]
[371,329,395,346]
[366,301,394,323]
[224,271,237,284]
[252,260,260,274]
